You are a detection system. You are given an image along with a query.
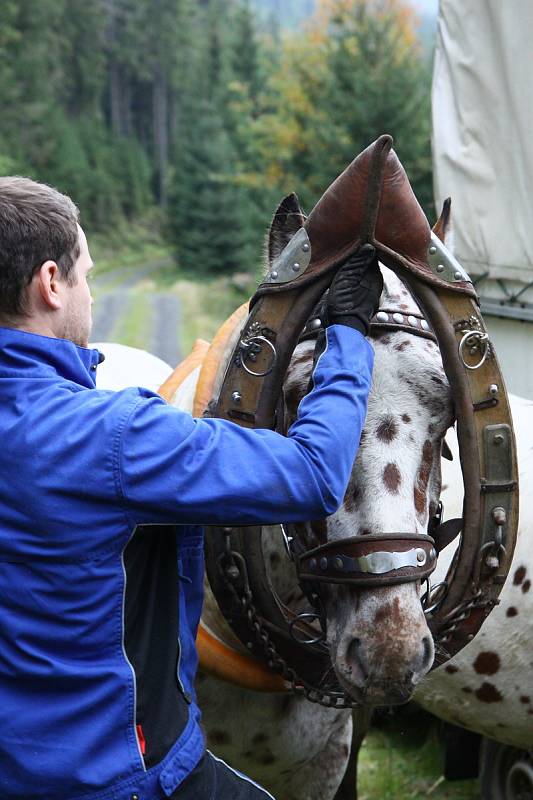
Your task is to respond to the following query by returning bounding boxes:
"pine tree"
[170,103,246,274]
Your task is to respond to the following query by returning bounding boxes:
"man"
[0,176,382,799]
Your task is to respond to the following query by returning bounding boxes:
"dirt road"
[91,258,182,368]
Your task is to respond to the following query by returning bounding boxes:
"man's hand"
[325,244,383,336]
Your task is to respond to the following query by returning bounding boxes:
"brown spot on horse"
[344,483,361,513]
[374,603,392,625]
[394,340,411,352]
[506,606,518,617]
[445,665,459,674]
[523,579,531,594]
[373,597,402,628]
[383,463,401,493]
[414,440,433,516]
[475,682,503,703]
[514,566,527,585]
[519,696,531,705]
[376,416,398,443]
[402,413,411,423]
[473,652,501,676]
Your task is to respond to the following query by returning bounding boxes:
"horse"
[191,197,449,799]
[93,198,532,799]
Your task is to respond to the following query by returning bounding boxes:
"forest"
[0,0,433,275]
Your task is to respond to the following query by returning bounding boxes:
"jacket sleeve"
[117,325,374,526]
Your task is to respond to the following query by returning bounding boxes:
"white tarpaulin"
[432,0,533,283]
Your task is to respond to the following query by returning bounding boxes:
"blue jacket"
[0,324,373,799]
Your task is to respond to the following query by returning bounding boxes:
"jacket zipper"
[176,636,191,704]
[176,577,192,705]
[121,550,147,769]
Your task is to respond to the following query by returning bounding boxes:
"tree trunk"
[105,0,122,136]
[153,66,168,207]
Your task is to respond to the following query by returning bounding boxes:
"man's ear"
[35,261,63,310]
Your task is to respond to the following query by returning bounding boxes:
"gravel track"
[91,292,125,342]
[150,293,181,367]
[91,259,181,365]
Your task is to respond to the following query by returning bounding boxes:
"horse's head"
[270,194,455,706]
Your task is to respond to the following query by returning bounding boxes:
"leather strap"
[297,533,437,587]
[432,518,462,554]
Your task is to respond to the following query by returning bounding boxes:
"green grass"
[359,709,480,800]
[107,287,155,350]
[167,273,254,354]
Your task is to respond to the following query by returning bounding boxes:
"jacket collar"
[0,327,104,389]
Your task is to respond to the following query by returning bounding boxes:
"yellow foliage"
[251,0,430,212]
[312,0,420,51]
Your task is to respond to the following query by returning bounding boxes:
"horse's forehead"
[380,265,420,312]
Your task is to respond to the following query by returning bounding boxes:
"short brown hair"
[0,177,80,317]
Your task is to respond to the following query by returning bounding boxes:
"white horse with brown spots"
[94,204,532,798]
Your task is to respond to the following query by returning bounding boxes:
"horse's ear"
[267,192,306,265]
[432,197,452,243]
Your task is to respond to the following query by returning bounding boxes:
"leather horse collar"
[204,135,519,706]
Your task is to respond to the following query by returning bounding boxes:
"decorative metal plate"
[267,228,312,284]
[427,232,472,284]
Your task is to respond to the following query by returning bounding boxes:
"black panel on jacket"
[124,524,190,768]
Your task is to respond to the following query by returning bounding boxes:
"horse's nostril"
[421,635,434,670]
[345,637,368,685]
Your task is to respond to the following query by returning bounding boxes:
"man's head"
[0,177,94,347]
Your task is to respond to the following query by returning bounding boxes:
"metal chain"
[218,535,361,709]
[435,590,498,645]
[218,534,497,698]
